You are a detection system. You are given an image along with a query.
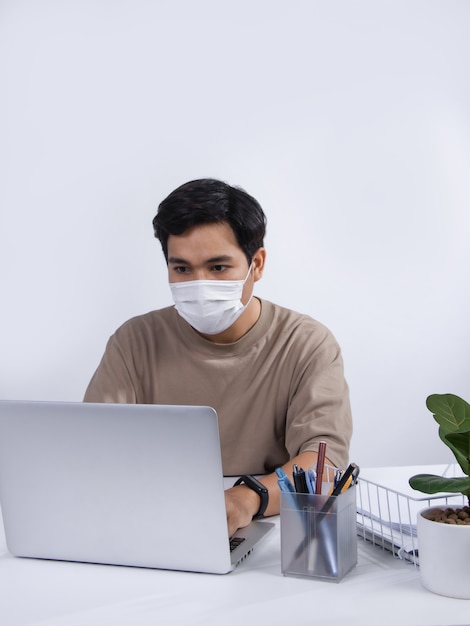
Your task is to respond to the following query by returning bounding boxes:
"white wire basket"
[356,464,467,566]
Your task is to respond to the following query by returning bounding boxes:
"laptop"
[0,400,274,574]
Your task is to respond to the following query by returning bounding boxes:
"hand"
[224,484,260,537]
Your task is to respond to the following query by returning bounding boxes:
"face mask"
[169,264,253,335]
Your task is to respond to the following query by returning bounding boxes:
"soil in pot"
[422,506,470,525]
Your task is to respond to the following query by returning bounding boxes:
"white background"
[1,0,469,467]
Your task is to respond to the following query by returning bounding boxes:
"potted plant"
[409,393,470,599]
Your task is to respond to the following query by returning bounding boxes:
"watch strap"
[233,474,269,519]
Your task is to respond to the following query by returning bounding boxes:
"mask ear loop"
[242,262,255,309]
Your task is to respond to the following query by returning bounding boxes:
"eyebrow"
[167,255,234,265]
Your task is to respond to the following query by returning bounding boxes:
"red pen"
[315,441,327,494]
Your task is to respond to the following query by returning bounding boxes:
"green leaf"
[444,431,470,476]
[409,473,470,496]
[426,394,470,475]
[427,394,470,435]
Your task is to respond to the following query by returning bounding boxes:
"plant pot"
[417,506,470,599]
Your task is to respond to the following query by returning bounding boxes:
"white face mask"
[169,264,253,335]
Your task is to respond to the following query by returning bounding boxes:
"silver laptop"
[0,400,273,574]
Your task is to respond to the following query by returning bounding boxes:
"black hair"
[152,178,267,263]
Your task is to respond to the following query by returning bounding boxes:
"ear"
[252,248,266,282]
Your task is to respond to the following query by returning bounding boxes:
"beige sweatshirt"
[84,299,352,475]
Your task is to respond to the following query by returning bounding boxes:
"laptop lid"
[0,400,273,574]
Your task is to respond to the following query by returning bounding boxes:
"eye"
[173,266,190,274]
[211,264,228,272]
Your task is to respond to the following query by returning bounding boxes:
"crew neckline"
[173,298,274,356]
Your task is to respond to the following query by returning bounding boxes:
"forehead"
[167,222,244,259]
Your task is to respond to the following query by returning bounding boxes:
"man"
[84,178,352,536]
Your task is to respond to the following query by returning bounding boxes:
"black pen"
[292,464,309,494]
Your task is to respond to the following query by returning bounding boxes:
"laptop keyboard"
[229,536,246,552]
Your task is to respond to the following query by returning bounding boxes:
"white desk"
[1,513,469,626]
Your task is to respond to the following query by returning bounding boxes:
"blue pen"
[305,468,316,494]
[275,467,295,493]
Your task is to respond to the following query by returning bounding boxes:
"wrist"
[233,475,269,518]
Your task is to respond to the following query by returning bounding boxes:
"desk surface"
[1,512,469,626]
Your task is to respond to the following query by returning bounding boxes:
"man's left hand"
[224,484,260,537]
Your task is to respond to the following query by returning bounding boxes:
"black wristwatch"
[233,475,269,519]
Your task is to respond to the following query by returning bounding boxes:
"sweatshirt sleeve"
[284,328,352,470]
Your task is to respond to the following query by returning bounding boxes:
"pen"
[275,467,295,493]
[334,469,343,487]
[276,467,304,539]
[305,467,316,494]
[315,441,327,495]
[292,464,309,494]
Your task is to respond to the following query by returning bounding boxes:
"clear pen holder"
[280,486,357,582]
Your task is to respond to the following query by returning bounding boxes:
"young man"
[84,178,352,536]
